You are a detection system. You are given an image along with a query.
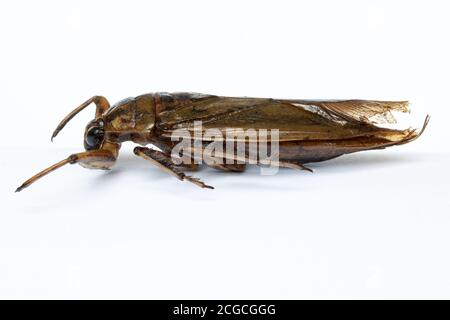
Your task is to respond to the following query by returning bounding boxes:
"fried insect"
[16,93,429,191]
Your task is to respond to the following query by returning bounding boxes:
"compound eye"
[85,126,104,150]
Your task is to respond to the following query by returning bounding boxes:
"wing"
[156,92,415,143]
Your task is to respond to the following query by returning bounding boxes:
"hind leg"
[187,145,312,173]
[275,160,313,172]
[207,163,246,172]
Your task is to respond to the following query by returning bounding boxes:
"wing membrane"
[157,93,415,142]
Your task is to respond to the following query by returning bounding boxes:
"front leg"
[15,148,118,192]
[51,96,110,141]
[133,147,213,189]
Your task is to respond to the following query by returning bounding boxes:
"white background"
[1,0,449,299]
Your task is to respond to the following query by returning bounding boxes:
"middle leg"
[134,146,213,189]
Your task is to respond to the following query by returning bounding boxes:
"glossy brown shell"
[152,92,424,163]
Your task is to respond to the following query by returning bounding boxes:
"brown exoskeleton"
[16,92,429,192]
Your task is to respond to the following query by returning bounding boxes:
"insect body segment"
[16,92,429,192]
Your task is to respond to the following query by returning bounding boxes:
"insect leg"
[208,163,246,172]
[275,161,313,172]
[133,147,213,189]
[149,140,199,171]
[187,146,312,173]
[51,96,110,141]
[15,149,117,192]
[176,163,200,171]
